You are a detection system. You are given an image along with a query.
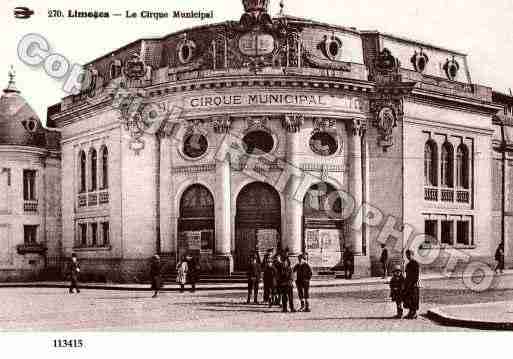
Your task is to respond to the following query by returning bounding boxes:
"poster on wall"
[256,229,278,253]
[319,229,342,268]
[187,231,202,251]
[200,231,214,254]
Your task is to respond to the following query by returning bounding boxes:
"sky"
[1,0,513,124]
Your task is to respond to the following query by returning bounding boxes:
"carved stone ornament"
[443,57,460,81]
[124,54,146,80]
[84,66,98,98]
[212,116,232,134]
[348,119,367,137]
[246,116,268,131]
[313,117,336,133]
[281,114,304,133]
[177,34,197,65]
[371,104,399,151]
[411,49,429,73]
[372,48,401,83]
[321,35,343,61]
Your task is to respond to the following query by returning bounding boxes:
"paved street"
[1,275,513,331]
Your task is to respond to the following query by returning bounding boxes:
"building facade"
[2,0,513,281]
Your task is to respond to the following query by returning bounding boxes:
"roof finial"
[4,65,19,94]
[279,0,285,16]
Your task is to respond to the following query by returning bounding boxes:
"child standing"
[389,265,405,318]
[293,254,313,312]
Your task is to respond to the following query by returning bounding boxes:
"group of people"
[150,254,200,298]
[248,250,313,313]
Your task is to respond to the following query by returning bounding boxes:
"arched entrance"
[178,184,215,262]
[303,182,345,269]
[235,182,281,270]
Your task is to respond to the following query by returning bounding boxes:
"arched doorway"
[303,182,345,269]
[235,182,281,270]
[178,184,215,263]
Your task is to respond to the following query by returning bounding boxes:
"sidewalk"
[2,270,511,292]
[427,301,513,331]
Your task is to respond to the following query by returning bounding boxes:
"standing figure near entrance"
[389,265,405,318]
[343,246,354,279]
[176,256,188,293]
[186,255,200,293]
[263,258,277,306]
[68,253,81,294]
[380,244,389,279]
[150,255,162,298]
[403,250,420,319]
[294,254,313,312]
[495,243,505,275]
[279,258,296,313]
[246,256,261,304]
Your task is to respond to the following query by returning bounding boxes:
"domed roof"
[0,68,46,148]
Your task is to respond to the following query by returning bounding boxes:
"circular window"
[242,131,274,155]
[309,132,338,156]
[183,133,208,159]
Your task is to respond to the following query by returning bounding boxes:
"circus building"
[35,0,513,281]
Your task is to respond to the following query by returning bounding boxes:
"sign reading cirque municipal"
[185,92,367,112]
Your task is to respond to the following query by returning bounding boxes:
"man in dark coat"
[343,246,354,279]
[380,244,389,279]
[279,258,296,313]
[403,249,420,319]
[186,255,200,293]
[68,253,81,294]
[247,256,261,304]
[263,258,277,306]
[495,243,505,275]
[293,254,313,312]
[150,255,162,298]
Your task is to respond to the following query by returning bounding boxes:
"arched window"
[101,146,109,189]
[424,141,438,186]
[90,148,97,191]
[456,144,469,189]
[441,142,454,188]
[79,151,86,193]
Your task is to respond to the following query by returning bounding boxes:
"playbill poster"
[0,0,513,357]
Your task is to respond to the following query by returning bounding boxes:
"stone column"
[283,115,304,256]
[348,119,365,255]
[213,116,233,274]
[159,134,173,254]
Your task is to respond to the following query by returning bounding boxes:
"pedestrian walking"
[187,255,200,293]
[68,253,81,294]
[389,265,405,318]
[403,250,420,319]
[495,243,505,275]
[263,258,277,306]
[246,256,261,304]
[176,255,188,293]
[150,254,162,298]
[380,244,389,278]
[279,258,296,313]
[293,254,313,312]
[343,246,354,279]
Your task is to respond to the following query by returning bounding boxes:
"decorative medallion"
[85,66,98,98]
[109,59,123,79]
[281,114,304,133]
[124,54,146,79]
[183,133,209,159]
[242,130,275,155]
[375,107,397,150]
[310,132,339,157]
[321,35,343,61]
[177,34,197,64]
[443,57,460,81]
[411,49,429,73]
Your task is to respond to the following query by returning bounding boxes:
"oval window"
[242,131,274,155]
[309,132,338,156]
[183,134,208,159]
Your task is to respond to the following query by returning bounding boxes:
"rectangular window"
[425,220,438,243]
[457,221,470,246]
[441,220,454,245]
[102,222,109,246]
[23,225,38,244]
[79,223,87,247]
[23,170,36,201]
[91,223,98,247]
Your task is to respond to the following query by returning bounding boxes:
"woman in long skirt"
[176,256,188,293]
